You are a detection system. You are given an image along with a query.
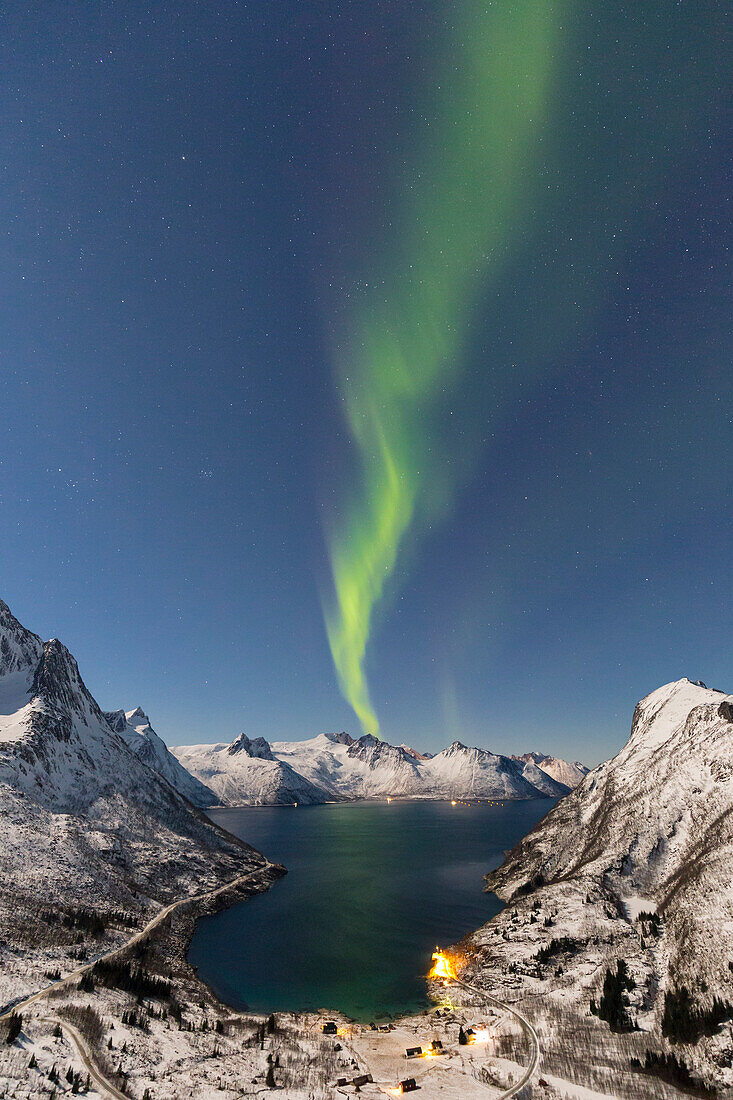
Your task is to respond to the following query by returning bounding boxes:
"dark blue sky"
[1,1,729,764]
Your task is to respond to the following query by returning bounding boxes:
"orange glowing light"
[427,949,457,981]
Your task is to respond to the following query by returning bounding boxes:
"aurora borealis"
[1,1,729,762]
[323,2,563,736]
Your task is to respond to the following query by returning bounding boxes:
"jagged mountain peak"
[323,730,355,747]
[227,732,274,760]
[104,708,128,733]
[30,637,105,728]
[0,598,44,678]
[512,751,589,789]
[347,734,418,768]
[399,743,430,761]
[440,740,495,760]
[125,705,151,725]
[102,705,217,808]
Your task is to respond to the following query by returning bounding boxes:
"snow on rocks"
[0,597,271,1011]
[459,678,733,1097]
[174,729,583,806]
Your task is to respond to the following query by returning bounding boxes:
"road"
[42,1018,130,1100]
[1,859,276,1098]
[453,977,541,1099]
[1,858,275,1024]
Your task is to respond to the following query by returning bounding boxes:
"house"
[405,1046,422,1058]
[429,1039,443,1052]
[399,1079,418,1094]
[353,1073,373,1086]
[321,1021,338,1035]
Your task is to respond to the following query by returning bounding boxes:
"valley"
[2,597,732,1098]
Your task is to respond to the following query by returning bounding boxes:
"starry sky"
[1,1,729,764]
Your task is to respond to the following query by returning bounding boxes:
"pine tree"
[5,1012,22,1044]
[265,1062,276,1087]
[593,959,635,1031]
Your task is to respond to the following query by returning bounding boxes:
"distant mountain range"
[171,729,588,806]
[512,751,589,790]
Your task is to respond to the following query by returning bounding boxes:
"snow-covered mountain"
[174,732,329,806]
[0,597,272,1003]
[103,706,216,807]
[512,750,589,789]
[461,678,733,1093]
[174,730,576,805]
[420,741,569,799]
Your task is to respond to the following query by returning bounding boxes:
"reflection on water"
[189,798,552,1020]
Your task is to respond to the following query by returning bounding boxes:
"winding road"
[41,1018,130,1100]
[1,858,276,1099]
[453,977,540,1099]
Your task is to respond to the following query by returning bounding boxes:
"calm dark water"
[190,799,552,1020]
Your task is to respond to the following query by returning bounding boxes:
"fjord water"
[190,799,552,1021]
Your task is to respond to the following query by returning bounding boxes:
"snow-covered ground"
[457,678,733,1097]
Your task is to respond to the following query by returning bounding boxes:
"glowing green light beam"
[324,2,563,736]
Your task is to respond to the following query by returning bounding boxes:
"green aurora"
[323,2,564,737]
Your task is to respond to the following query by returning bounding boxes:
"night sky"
[1,2,729,764]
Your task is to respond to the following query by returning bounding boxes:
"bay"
[189,798,552,1021]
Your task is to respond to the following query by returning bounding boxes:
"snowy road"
[41,1018,130,1100]
[0,857,275,1025]
[1,859,276,1098]
[453,978,540,1098]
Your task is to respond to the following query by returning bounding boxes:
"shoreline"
[202,794,529,810]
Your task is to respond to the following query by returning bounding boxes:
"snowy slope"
[174,733,329,805]
[0,597,269,981]
[513,750,589,789]
[515,756,572,796]
[103,706,217,807]
[421,741,566,798]
[462,678,733,1092]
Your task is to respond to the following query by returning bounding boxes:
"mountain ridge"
[171,727,585,806]
[456,677,733,1095]
[0,597,275,1007]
